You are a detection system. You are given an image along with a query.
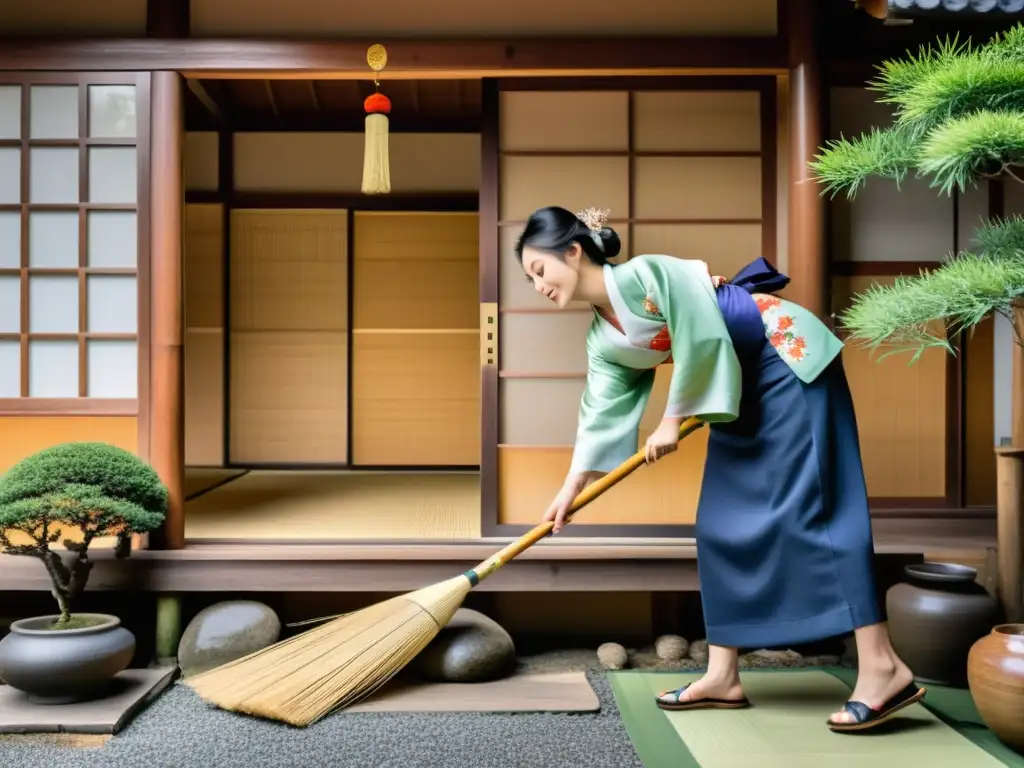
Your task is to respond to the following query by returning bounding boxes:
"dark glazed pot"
[885,562,999,686]
[968,623,1024,753]
[0,614,135,704]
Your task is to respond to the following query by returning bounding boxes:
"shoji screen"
[351,211,480,467]
[496,84,766,530]
[228,209,349,465]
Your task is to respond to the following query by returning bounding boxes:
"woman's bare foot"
[656,674,748,709]
[655,644,749,711]
[828,623,919,728]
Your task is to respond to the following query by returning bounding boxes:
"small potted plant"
[0,442,167,703]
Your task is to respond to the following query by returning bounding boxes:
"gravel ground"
[0,663,641,768]
[0,647,849,768]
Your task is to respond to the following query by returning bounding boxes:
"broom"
[184,417,707,727]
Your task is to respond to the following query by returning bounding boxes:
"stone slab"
[0,667,176,734]
[345,671,601,713]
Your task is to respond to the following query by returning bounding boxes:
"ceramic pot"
[968,624,1024,752]
[886,562,999,686]
[0,613,135,704]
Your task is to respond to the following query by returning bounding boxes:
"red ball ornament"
[364,92,391,116]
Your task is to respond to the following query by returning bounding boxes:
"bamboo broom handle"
[464,417,706,586]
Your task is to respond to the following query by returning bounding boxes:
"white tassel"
[361,112,391,195]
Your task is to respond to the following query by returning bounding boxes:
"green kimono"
[568,254,844,475]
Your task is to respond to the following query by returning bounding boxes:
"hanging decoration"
[361,43,391,195]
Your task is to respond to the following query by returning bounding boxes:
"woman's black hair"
[514,206,621,266]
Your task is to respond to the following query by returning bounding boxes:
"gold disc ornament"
[366,44,388,73]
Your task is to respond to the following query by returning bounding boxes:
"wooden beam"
[185,79,226,127]
[786,0,828,318]
[188,114,479,133]
[148,72,185,551]
[0,37,787,76]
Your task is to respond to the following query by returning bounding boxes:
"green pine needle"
[809,127,919,199]
[918,110,1024,194]
[838,227,1024,358]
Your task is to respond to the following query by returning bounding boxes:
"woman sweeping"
[515,205,923,733]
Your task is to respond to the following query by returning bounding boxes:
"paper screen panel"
[352,332,479,465]
[631,224,761,278]
[500,311,592,374]
[633,157,761,220]
[833,276,946,497]
[632,90,761,152]
[229,331,348,464]
[500,91,629,152]
[184,203,224,329]
[353,212,479,330]
[185,329,224,467]
[0,416,138,550]
[497,441,706,525]
[500,377,585,445]
[230,209,348,332]
[500,156,629,222]
[499,224,630,309]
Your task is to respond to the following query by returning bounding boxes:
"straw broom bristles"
[185,575,471,727]
[184,418,706,728]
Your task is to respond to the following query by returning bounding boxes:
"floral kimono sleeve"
[644,256,742,423]
[568,340,656,475]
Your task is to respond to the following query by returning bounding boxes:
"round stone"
[597,642,628,670]
[178,600,281,677]
[654,634,689,661]
[416,608,516,683]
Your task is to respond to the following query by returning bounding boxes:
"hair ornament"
[576,207,610,252]
[576,207,610,232]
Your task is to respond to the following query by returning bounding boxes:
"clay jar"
[968,624,1024,752]
[886,562,999,686]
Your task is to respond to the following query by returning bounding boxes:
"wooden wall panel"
[233,133,480,193]
[833,275,947,498]
[184,330,224,467]
[229,210,348,465]
[184,203,225,467]
[353,212,478,329]
[351,212,480,467]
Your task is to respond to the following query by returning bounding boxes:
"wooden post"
[786,0,828,317]
[997,301,1024,623]
[149,71,185,550]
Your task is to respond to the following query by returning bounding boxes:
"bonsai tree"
[0,443,168,629]
[810,23,1024,359]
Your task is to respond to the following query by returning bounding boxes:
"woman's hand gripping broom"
[184,417,707,728]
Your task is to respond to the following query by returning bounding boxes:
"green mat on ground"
[609,667,1024,768]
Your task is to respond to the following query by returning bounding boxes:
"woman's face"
[519,244,582,309]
